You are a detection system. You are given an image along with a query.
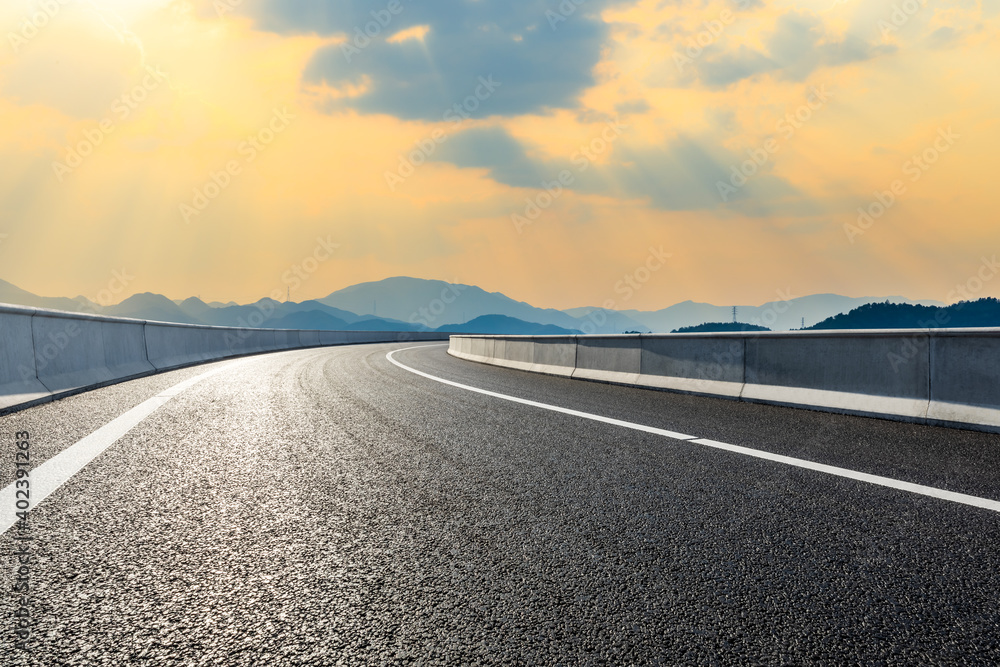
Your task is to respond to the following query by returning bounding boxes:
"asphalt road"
[2,342,1000,665]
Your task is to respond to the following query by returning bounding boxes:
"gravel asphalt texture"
[2,342,999,665]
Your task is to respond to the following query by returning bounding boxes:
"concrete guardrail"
[0,304,448,413]
[449,331,1000,433]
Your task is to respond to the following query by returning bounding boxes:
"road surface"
[2,343,999,664]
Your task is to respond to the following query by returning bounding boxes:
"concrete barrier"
[743,331,930,420]
[640,335,744,398]
[33,311,114,395]
[927,329,1000,428]
[532,337,577,377]
[500,339,535,373]
[0,307,49,410]
[273,329,300,350]
[229,328,275,355]
[298,330,321,347]
[448,330,1000,433]
[0,302,451,414]
[146,323,222,370]
[319,331,350,346]
[104,320,156,381]
[575,336,640,385]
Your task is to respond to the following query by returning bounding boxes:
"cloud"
[698,45,774,88]
[434,127,545,188]
[691,11,896,88]
[432,126,805,214]
[246,0,627,120]
[614,99,650,115]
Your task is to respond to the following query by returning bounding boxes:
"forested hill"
[672,322,771,333]
[808,298,1000,330]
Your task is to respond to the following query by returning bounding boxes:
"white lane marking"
[388,345,698,440]
[388,346,1000,514]
[0,362,239,535]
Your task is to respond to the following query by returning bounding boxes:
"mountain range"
[567,293,945,332]
[0,276,948,335]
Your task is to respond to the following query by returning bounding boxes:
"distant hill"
[106,293,204,324]
[289,300,364,324]
[342,317,423,332]
[1,276,983,336]
[0,278,99,313]
[438,315,582,335]
[177,297,214,319]
[185,298,367,328]
[320,276,606,332]
[809,299,1000,330]
[561,307,651,333]
[611,294,944,332]
[672,322,771,333]
[269,310,351,331]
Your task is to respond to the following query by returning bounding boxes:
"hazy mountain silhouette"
[342,318,423,332]
[560,307,651,333]
[183,298,366,328]
[106,293,203,324]
[438,315,582,335]
[809,299,1000,330]
[319,276,602,332]
[287,300,363,324]
[606,294,944,332]
[177,297,214,319]
[0,276,972,334]
[0,278,99,313]
[269,310,351,331]
[244,309,424,332]
[672,322,771,333]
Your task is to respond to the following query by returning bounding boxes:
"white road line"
[388,345,1000,514]
[0,362,239,535]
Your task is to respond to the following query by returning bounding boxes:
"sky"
[0,0,997,310]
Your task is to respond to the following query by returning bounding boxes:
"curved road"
[2,343,1000,664]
